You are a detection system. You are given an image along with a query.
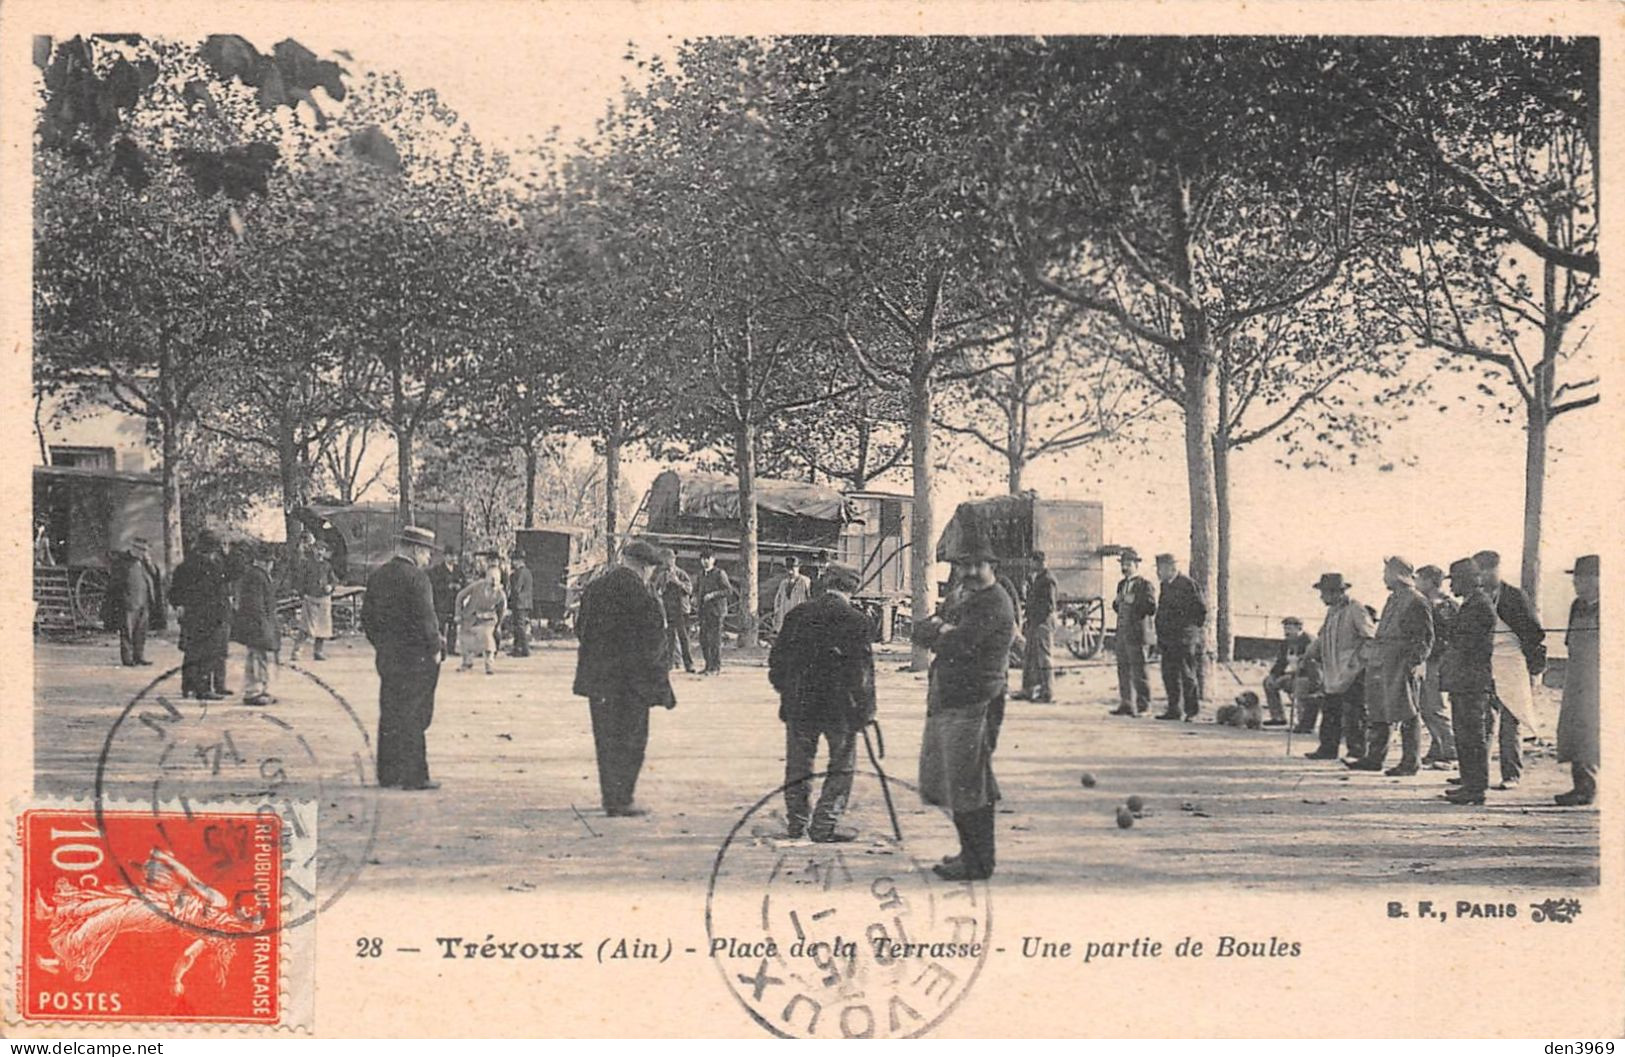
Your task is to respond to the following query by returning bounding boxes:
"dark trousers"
[951,805,996,878]
[1293,694,1321,734]
[1361,718,1420,769]
[1315,676,1367,757]
[438,615,456,658]
[1159,639,1201,717]
[1020,619,1054,700]
[784,721,856,836]
[1116,652,1151,711]
[666,610,694,671]
[1569,761,1598,800]
[1450,689,1490,796]
[509,610,530,656]
[182,622,229,697]
[699,608,724,672]
[588,695,651,810]
[377,664,439,789]
[1486,698,1523,782]
[119,612,148,665]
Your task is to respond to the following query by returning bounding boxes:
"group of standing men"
[1103,549,1209,721]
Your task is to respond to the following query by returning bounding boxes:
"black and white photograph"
[4,0,1619,1041]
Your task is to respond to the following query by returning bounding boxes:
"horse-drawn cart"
[936,493,1111,660]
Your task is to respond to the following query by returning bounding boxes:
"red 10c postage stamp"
[19,808,282,1025]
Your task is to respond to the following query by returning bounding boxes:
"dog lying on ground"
[1216,690,1263,730]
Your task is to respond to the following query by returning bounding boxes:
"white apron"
[1489,610,1538,734]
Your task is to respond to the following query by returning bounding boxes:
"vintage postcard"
[1,0,1620,1040]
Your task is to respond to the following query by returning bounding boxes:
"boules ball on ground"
[1115,807,1134,829]
[1126,795,1145,815]
[1080,773,1097,788]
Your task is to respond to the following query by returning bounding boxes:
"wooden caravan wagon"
[32,465,166,631]
[936,493,1111,659]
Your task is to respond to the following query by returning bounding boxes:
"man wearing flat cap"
[1472,550,1546,790]
[362,525,445,790]
[915,529,1015,881]
[1110,549,1157,716]
[1347,557,1433,774]
[768,561,876,841]
[1152,553,1206,721]
[1014,550,1059,703]
[573,538,676,817]
[1555,555,1599,806]
[1301,572,1375,760]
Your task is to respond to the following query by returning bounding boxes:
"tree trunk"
[395,421,416,525]
[603,430,621,561]
[736,421,760,649]
[1006,449,1025,494]
[1212,380,1233,663]
[278,415,304,544]
[159,410,184,577]
[1181,348,1220,698]
[908,367,935,671]
[523,443,538,529]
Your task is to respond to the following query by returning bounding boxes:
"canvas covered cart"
[936,493,1110,659]
[33,465,166,631]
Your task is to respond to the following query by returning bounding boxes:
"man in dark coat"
[169,531,232,700]
[1014,551,1059,703]
[1416,564,1459,768]
[1348,557,1434,775]
[428,552,461,662]
[230,542,281,706]
[362,526,444,790]
[507,552,534,658]
[656,548,695,673]
[915,534,1016,881]
[1472,550,1546,790]
[1440,558,1497,805]
[1110,549,1157,716]
[572,539,676,817]
[1555,555,1599,807]
[695,549,732,674]
[104,538,161,667]
[1153,553,1206,721]
[768,563,876,842]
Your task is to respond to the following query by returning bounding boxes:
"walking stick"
[861,722,903,843]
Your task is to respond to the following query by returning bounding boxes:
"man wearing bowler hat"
[1109,549,1157,716]
[362,525,445,790]
[1301,572,1375,761]
[1555,555,1599,806]
[768,561,875,841]
[1346,557,1433,775]
[1152,553,1206,721]
[573,539,676,817]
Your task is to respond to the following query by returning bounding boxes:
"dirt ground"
[34,632,1597,892]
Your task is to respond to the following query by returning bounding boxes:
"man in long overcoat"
[507,552,534,658]
[1301,573,1375,761]
[915,533,1015,882]
[231,542,281,706]
[1473,550,1546,790]
[1349,557,1434,774]
[1440,558,1497,805]
[362,526,444,790]
[1109,549,1157,716]
[1153,553,1206,721]
[1555,554,1599,806]
[573,539,675,817]
[170,531,232,700]
[104,538,161,667]
[768,563,875,842]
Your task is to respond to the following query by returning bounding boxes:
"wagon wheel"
[73,568,109,629]
[1060,598,1106,660]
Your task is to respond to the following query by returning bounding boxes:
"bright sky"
[182,22,1625,628]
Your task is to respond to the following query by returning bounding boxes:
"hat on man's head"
[1447,557,1480,582]
[1416,564,1444,583]
[1566,554,1600,577]
[1385,555,1415,580]
[1312,572,1350,592]
[1154,552,1177,565]
[397,525,437,549]
[622,539,662,566]
[1472,550,1501,569]
[1282,616,1304,627]
[1118,548,1141,564]
[949,529,996,565]
[823,562,861,594]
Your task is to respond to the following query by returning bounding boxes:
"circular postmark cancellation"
[706,768,992,1039]
[93,663,380,937]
